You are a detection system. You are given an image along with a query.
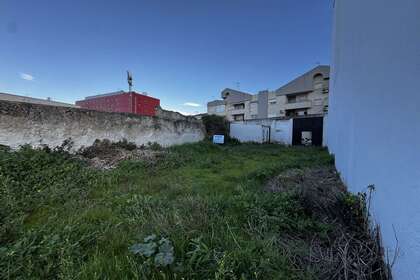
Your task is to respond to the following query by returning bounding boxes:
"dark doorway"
[292,116,324,146]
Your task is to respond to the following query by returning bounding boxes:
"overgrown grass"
[0,142,334,279]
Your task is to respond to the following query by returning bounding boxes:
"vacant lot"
[0,142,382,279]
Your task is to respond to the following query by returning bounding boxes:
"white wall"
[230,119,293,145]
[328,1,420,279]
[230,123,264,143]
[271,119,293,145]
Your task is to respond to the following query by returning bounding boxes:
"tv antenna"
[236,82,240,90]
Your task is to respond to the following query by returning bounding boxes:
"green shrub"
[226,136,241,145]
[114,138,137,151]
[147,141,162,151]
[201,115,229,137]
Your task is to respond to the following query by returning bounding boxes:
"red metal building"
[76,91,160,116]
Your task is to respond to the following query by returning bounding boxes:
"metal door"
[292,117,323,146]
[262,125,271,143]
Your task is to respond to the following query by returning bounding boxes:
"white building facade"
[327,1,420,278]
[207,66,330,121]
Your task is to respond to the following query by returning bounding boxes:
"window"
[300,93,310,101]
[233,114,244,121]
[287,96,297,103]
[313,73,324,90]
[313,73,323,81]
[233,103,245,110]
[286,110,297,117]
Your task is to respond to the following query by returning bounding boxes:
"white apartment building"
[207,65,330,121]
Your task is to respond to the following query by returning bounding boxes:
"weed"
[1,141,338,279]
[147,141,162,151]
[78,138,137,159]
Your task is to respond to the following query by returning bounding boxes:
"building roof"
[207,88,253,107]
[81,90,159,102]
[221,88,253,98]
[221,88,253,103]
[0,92,77,108]
[276,65,330,96]
[207,100,225,106]
[84,90,126,100]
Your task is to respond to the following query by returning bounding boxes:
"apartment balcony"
[284,100,312,110]
[229,108,246,115]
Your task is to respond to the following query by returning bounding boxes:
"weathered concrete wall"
[0,100,205,150]
[155,107,192,121]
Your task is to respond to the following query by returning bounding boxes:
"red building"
[76,91,160,116]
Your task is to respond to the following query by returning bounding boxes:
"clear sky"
[1,0,333,114]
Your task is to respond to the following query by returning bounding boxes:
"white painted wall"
[328,1,420,278]
[271,119,293,145]
[230,123,264,143]
[230,119,293,145]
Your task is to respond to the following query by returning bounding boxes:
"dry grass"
[76,139,166,169]
[265,167,391,280]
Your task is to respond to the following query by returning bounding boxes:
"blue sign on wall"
[213,135,225,144]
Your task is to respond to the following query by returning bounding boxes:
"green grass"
[0,142,334,279]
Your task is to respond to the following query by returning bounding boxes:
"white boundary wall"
[328,1,420,278]
[230,123,264,143]
[230,119,293,144]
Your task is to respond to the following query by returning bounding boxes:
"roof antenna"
[236,82,240,90]
[127,71,133,92]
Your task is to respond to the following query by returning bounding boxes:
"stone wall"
[0,100,205,150]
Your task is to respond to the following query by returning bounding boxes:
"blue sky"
[0,0,332,114]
